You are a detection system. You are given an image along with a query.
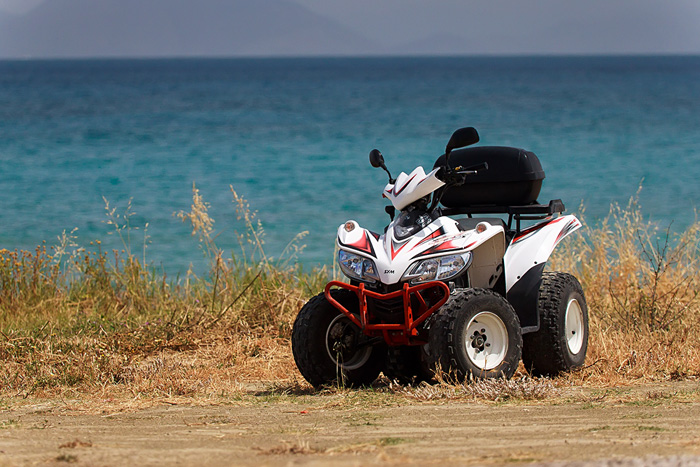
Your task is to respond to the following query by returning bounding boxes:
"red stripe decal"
[415,228,444,248]
[393,174,417,196]
[513,217,564,243]
[344,232,376,257]
[391,241,410,260]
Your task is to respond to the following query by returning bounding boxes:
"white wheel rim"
[565,298,584,355]
[465,311,509,370]
[325,314,372,370]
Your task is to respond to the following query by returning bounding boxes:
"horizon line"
[2,52,700,62]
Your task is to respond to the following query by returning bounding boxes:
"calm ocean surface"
[1,56,699,272]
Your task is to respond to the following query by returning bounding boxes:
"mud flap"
[506,262,545,333]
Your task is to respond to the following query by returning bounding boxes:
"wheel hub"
[465,312,508,370]
[326,314,373,370]
[564,298,584,355]
[470,329,492,353]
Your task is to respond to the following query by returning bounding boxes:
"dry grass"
[0,185,322,400]
[389,376,559,402]
[1,186,699,404]
[550,189,700,385]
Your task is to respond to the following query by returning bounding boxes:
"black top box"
[434,146,545,208]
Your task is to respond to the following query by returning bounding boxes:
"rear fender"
[503,215,581,331]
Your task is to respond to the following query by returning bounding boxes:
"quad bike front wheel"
[429,288,522,381]
[292,289,385,388]
[522,272,589,376]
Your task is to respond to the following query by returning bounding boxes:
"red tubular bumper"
[324,280,450,346]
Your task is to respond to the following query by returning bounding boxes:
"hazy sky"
[1,0,699,56]
[0,0,43,14]
[293,0,700,53]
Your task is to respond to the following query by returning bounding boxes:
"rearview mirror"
[446,127,479,156]
[369,149,394,183]
[369,149,384,168]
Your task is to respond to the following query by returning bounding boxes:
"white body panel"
[468,229,506,288]
[338,160,581,292]
[503,215,582,292]
[383,167,445,211]
[337,217,505,285]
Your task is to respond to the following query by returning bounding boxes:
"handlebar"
[458,161,489,173]
[436,161,488,186]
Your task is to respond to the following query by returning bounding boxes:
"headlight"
[393,222,421,240]
[402,252,472,284]
[393,212,433,240]
[338,250,379,283]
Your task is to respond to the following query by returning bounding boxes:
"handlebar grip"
[463,162,488,172]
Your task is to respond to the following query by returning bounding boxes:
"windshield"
[393,208,437,240]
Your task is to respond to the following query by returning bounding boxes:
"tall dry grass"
[1,186,698,401]
[550,190,700,384]
[0,185,325,399]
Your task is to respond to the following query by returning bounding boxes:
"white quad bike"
[292,127,588,387]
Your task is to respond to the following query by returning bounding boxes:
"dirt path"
[1,382,700,466]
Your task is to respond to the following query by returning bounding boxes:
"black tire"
[384,345,435,385]
[522,272,589,376]
[292,289,385,388]
[429,289,522,381]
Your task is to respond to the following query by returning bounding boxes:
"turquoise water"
[1,56,699,272]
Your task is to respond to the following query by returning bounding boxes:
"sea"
[1,56,699,273]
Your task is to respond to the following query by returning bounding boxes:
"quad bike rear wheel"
[292,289,385,388]
[429,288,522,381]
[522,272,589,376]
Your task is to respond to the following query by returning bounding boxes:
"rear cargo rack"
[441,199,565,233]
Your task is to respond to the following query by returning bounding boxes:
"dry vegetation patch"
[551,191,700,385]
[1,187,699,404]
[389,376,559,402]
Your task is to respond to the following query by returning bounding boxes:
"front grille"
[367,295,404,323]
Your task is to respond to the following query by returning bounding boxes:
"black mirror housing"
[369,149,384,168]
[446,127,480,156]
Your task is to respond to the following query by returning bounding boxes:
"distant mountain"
[0,0,380,58]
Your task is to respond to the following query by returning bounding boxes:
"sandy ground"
[1,382,700,466]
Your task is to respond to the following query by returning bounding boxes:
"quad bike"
[292,127,588,387]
